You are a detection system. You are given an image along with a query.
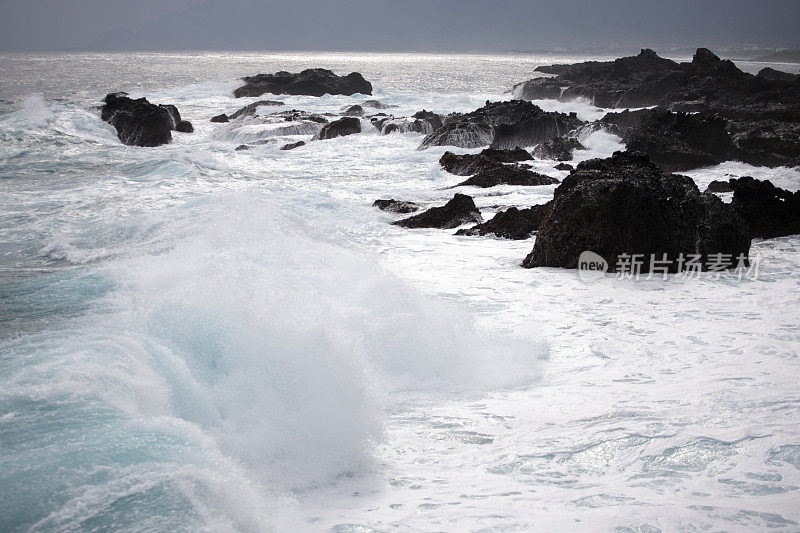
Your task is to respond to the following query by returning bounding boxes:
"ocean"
[1,51,800,532]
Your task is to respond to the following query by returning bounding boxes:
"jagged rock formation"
[456,204,550,239]
[439,148,532,176]
[532,137,585,161]
[419,100,582,150]
[522,151,751,272]
[101,93,192,147]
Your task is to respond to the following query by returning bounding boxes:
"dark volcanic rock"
[101,93,175,147]
[281,141,306,150]
[439,147,532,176]
[159,104,182,129]
[515,47,800,123]
[522,151,750,271]
[456,204,551,239]
[363,100,397,109]
[373,199,421,214]
[393,194,482,229]
[374,117,433,135]
[705,180,735,193]
[601,107,800,170]
[730,176,800,238]
[342,104,364,117]
[554,163,574,171]
[605,107,734,172]
[228,100,285,120]
[211,114,229,123]
[234,69,372,98]
[176,120,194,133]
[454,165,559,188]
[728,120,800,168]
[419,100,583,150]
[413,110,443,131]
[314,117,361,140]
[757,67,796,82]
[419,122,494,150]
[533,137,585,161]
[235,144,250,151]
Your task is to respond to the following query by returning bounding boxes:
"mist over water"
[2,52,800,531]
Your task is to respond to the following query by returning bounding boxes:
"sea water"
[1,52,800,532]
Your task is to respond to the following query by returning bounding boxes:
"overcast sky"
[0,0,798,52]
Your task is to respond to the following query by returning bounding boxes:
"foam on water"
[1,52,800,531]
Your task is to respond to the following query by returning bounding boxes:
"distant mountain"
[754,50,800,63]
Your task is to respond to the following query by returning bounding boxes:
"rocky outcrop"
[228,100,285,120]
[532,137,585,161]
[281,140,306,150]
[101,93,190,147]
[374,117,434,135]
[454,166,559,188]
[313,117,361,140]
[522,151,751,271]
[234,69,372,98]
[419,100,583,150]
[176,120,194,133]
[730,176,800,238]
[456,204,550,239]
[727,119,800,168]
[602,107,733,172]
[599,106,800,170]
[439,147,531,176]
[373,199,421,214]
[211,114,229,123]
[516,47,800,127]
[393,194,482,229]
[413,110,443,131]
[554,163,574,171]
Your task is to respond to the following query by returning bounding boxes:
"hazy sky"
[0,0,798,52]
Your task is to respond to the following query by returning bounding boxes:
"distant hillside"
[754,50,800,63]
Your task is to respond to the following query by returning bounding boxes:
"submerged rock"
[342,104,364,117]
[101,93,182,147]
[234,69,372,98]
[373,199,421,214]
[228,100,285,120]
[554,163,575,171]
[314,117,361,140]
[522,151,751,271]
[454,165,559,188]
[281,140,306,150]
[235,144,250,151]
[393,194,482,229]
[456,204,550,239]
[532,137,585,161]
[211,114,229,123]
[363,100,397,109]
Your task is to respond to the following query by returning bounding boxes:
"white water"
[1,52,800,532]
